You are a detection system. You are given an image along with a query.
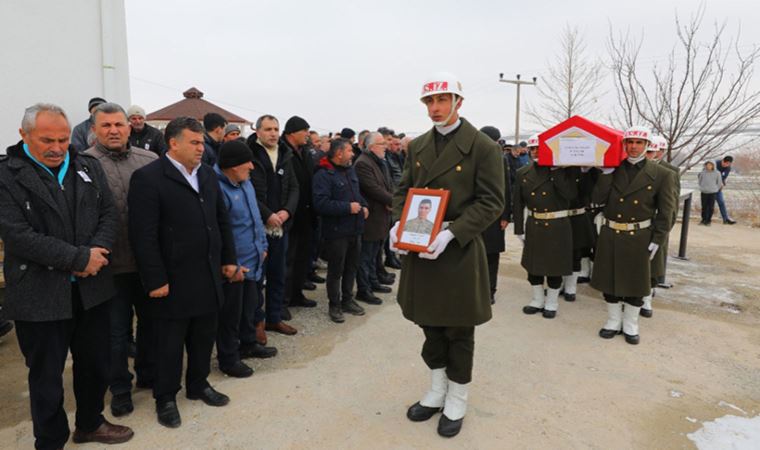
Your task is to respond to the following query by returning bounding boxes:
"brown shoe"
[265,321,298,335]
[72,419,134,444]
[255,321,267,345]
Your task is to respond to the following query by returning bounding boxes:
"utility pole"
[499,73,537,144]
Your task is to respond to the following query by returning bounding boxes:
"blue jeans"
[716,190,730,221]
[264,234,288,324]
[357,239,382,294]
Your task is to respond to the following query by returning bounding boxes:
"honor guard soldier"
[390,72,504,437]
[513,134,577,318]
[591,126,677,344]
[562,165,596,302]
[641,135,680,317]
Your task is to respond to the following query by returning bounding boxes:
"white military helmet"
[527,133,539,148]
[653,135,668,151]
[623,125,652,143]
[646,137,659,152]
[420,72,465,102]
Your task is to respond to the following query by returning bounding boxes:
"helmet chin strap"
[432,94,460,127]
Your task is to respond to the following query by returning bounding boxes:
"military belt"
[568,208,587,217]
[601,218,652,231]
[527,210,572,220]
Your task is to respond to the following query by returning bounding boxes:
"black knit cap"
[340,127,356,139]
[479,126,501,142]
[218,140,253,169]
[88,97,106,111]
[283,116,310,134]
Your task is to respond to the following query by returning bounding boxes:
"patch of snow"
[686,417,698,423]
[687,415,760,450]
[670,390,684,398]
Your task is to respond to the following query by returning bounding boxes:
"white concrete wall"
[0,0,131,152]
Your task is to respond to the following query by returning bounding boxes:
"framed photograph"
[396,188,450,253]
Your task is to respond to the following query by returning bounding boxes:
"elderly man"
[391,72,504,438]
[355,132,394,305]
[127,105,167,155]
[591,126,677,345]
[0,103,133,448]
[84,103,158,417]
[129,117,237,427]
[223,124,242,143]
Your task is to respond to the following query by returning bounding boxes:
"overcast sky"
[125,0,759,137]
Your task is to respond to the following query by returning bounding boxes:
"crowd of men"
[0,77,737,446]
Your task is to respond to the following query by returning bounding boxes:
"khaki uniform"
[404,217,434,235]
[591,159,677,298]
[650,159,680,284]
[512,163,577,277]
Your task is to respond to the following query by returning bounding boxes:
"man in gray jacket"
[0,103,133,448]
[84,102,158,418]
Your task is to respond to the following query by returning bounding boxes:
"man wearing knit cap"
[214,141,276,378]
[282,116,319,313]
[223,124,242,143]
[127,105,167,156]
[71,96,106,151]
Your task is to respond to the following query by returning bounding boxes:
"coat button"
[48,266,53,270]
[629,231,635,235]
[619,198,624,203]
[200,197,204,202]
[615,230,621,234]
[207,226,212,231]
[531,192,536,196]
[456,165,462,172]
[647,185,652,190]
[416,161,421,167]
[631,217,636,221]
[523,179,527,183]
[617,214,622,218]
[542,192,547,196]
[20,264,27,270]
[544,208,548,212]
[634,200,639,204]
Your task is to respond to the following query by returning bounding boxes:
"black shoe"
[356,291,383,305]
[577,276,591,284]
[156,401,181,428]
[437,413,463,437]
[522,305,544,315]
[341,300,366,316]
[624,333,640,345]
[563,293,576,302]
[542,309,557,319]
[377,273,395,285]
[0,320,13,338]
[302,281,317,291]
[308,272,326,283]
[640,308,653,318]
[239,342,278,359]
[187,386,229,407]
[406,402,441,422]
[329,306,345,323]
[281,307,292,321]
[220,361,254,378]
[290,296,317,308]
[371,284,392,294]
[385,257,402,270]
[598,328,622,339]
[110,392,134,417]
[724,219,737,225]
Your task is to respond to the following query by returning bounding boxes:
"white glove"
[389,221,408,255]
[648,243,660,261]
[419,229,455,260]
[601,167,615,175]
[516,234,525,245]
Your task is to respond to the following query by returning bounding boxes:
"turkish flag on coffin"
[537,116,626,167]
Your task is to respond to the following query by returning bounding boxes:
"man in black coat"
[128,117,237,428]
[0,103,133,448]
[281,116,318,311]
[127,105,167,155]
[246,115,299,336]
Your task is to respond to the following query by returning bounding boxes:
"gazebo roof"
[146,87,248,123]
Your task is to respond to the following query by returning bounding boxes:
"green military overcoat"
[392,118,504,327]
[650,159,681,282]
[591,159,677,297]
[512,163,577,276]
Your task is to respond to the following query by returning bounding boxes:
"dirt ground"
[1,220,759,449]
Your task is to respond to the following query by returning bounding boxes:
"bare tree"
[608,6,760,171]
[527,25,605,129]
